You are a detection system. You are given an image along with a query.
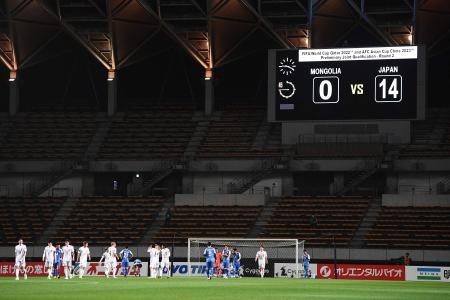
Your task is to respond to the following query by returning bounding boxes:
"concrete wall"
[174,193,266,206]
[382,194,450,207]
[282,121,411,145]
[184,173,283,197]
[397,172,450,194]
[0,174,93,197]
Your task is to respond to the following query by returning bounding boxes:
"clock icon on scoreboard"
[278,81,296,99]
[374,75,402,102]
[312,76,340,104]
[278,57,296,75]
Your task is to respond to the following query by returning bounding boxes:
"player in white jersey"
[62,240,75,279]
[99,247,111,278]
[148,244,160,278]
[107,242,120,278]
[255,245,268,278]
[77,241,91,279]
[42,241,56,279]
[159,244,171,278]
[14,239,27,280]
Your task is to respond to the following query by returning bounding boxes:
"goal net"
[187,238,305,278]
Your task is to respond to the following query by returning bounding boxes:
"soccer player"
[160,244,171,278]
[214,247,222,277]
[62,240,75,279]
[222,246,231,278]
[119,245,133,277]
[255,245,268,278]
[131,258,143,277]
[99,247,111,278]
[14,239,27,280]
[53,243,63,278]
[232,248,241,278]
[107,242,120,278]
[150,244,161,278]
[42,241,56,279]
[203,242,216,280]
[147,244,154,277]
[303,250,311,278]
[77,241,91,279]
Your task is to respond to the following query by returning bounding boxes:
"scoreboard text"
[268,46,425,121]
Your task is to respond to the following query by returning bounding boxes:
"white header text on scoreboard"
[298,46,417,62]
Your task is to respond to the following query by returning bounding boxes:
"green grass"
[0,277,449,300]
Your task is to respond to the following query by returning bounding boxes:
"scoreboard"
[268,46,426,121]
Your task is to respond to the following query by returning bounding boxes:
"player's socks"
[24,272,27,280]
[79,269,83,278]
[15,269,19,279]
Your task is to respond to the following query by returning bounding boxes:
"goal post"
[187,238,305,278]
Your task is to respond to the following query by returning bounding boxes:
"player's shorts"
[45,260,55,268]
[63,260,72,267]
[79,259,88,268]
[122,261,129,268]
[150,259,159,269]
[214,262,221,268]
[223,261,229,268]
[206,260,214,269]
[258,260,266,269]
[303,264,309,270]
[15,259,26,268]
[160,260,170,270]
[108,259,117,266]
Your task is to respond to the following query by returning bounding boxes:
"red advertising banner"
[0,262,63,277]
[317,264,405,281]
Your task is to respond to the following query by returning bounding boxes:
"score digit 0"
[312,76,340,104]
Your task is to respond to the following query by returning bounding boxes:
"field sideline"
[0,277,449,300]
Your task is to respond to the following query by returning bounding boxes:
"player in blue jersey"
[222,246,231,278]
[53,243,63,278]
[203,242,216,280]
[232,248,241,278]
[119,246,133,277]
[303,250,311,278]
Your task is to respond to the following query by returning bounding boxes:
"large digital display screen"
[268,46,426,121]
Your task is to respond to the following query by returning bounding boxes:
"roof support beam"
[239,0,293,49]
[107,0,116,70]
[136,0,208,69]
[38,0,113,70]
[345,0,398,46]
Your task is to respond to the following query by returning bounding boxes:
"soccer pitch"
[0,277,448,300]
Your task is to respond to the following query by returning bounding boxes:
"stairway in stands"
[248,197,281,238]
[139,197,174,245]
[350,198,382,247]
[28,161,75,197]
[83,112,117,160]
[37,197,80,244]
[227,159,284,194]
[183,112,220,159]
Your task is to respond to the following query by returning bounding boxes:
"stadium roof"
[0,0,449,74]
